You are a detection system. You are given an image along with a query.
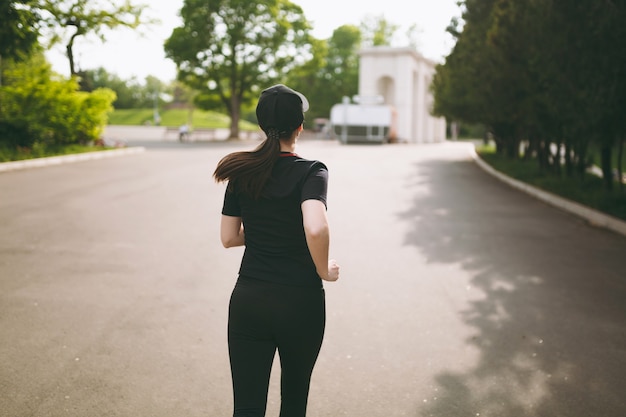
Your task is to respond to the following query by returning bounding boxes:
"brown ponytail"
[216,84,307,198]
[213,128,289,199]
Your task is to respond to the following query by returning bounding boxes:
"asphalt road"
[1,138,625,417]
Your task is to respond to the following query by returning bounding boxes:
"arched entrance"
[358,46,446,143]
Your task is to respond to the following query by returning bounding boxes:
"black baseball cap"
[256,84,309,132]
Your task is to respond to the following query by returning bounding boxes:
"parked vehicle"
[329,96,396,144]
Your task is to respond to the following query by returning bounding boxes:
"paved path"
[1,139,625,416]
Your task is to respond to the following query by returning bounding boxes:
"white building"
[358,46,447,143]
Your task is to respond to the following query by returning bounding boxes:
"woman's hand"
[324,259,340,282]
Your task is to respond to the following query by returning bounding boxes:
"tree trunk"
[502,135,517,159]
[506,137,519,159]
[617,137,624,191]
[552,139,562,175]
[66,32,80,76]
[494,135,504,155]
[564,140,573,177]
[228,95,240,139]
[576,141,588,179]
[524,137,534,161]
[600,144,613,190]
[536,140,543,170]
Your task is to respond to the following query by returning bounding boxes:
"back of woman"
[214,84,340,417]
[227,155,328,287]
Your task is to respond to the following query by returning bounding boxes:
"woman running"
[213,84,340,417]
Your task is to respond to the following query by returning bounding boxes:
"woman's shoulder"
[293,156,328,172]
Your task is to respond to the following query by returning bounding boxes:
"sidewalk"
[0,146,145,173]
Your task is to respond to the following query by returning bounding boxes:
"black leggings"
[228,276,326,417]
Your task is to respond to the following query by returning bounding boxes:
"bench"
[190,128,219,141]
[162,126,219,142]
[163,126,262,141]
[163,127,179,140]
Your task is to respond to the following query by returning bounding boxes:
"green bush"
[108,107,258,130]
[0,54,116,150]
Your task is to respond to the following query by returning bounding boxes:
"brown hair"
[214,84,307,198]
[213,128,293,198]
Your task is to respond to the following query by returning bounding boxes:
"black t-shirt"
[221,153,328,287]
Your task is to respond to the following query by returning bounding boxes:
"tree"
[285,25,361,124]
[405,23,423,50]
[40,0,150,77]
[164,0,312,139]
[78,67,166,109]
[317,25,361,117]
[0,1,42,87]
[0,1,41,61]
[283,37,328,123]
[360,15,399,47]
[434,0,626,190]
[432,0,497,130]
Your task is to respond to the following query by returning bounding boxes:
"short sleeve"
[221,188,241,216]
[301,163,328,208]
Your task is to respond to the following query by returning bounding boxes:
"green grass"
[477,145,626,221]
[108,108,258,130]
[107,109,156,126]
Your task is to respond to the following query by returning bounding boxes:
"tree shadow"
[397,158,626,417]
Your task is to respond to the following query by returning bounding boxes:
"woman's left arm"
[220,215,245,248]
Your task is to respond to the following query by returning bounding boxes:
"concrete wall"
[358,47,446,143]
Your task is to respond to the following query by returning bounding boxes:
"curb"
[0,147,146,173]
[469,146,626,238]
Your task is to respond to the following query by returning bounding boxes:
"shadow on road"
[397,159,626,417]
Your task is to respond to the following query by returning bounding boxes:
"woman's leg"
[228,282,277,417]
[275,288,326,417]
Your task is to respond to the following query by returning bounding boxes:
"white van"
[330,97,397,144]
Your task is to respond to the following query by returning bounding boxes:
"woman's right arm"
[220,215,245,248]
[301,199,339,281]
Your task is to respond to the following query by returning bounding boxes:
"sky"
[46,0,462,82]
